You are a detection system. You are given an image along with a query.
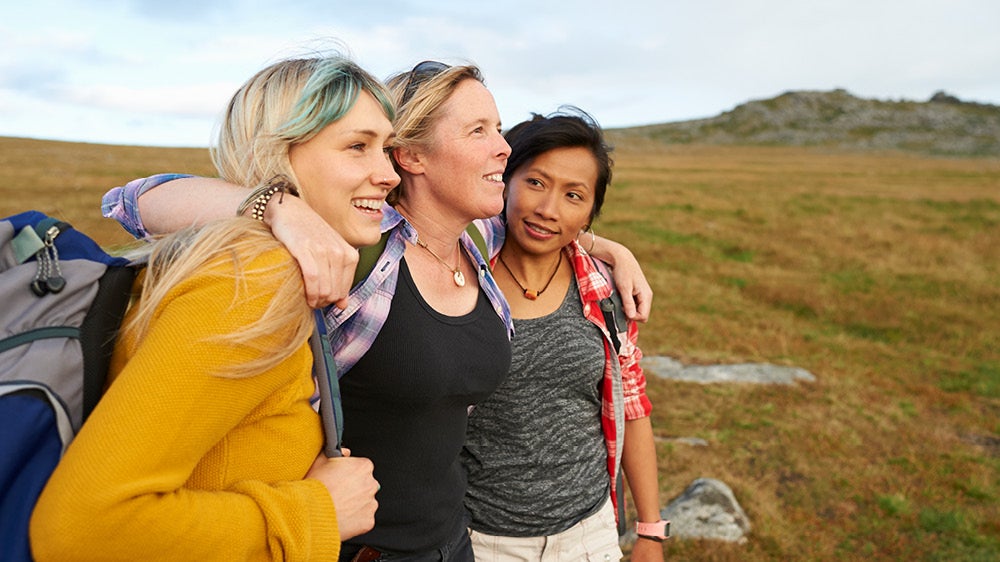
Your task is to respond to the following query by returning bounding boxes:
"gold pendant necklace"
[415,237,466,287]
[498,253,562,300]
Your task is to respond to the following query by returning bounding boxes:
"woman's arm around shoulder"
[587,234,653,322]
[103,174,358,308]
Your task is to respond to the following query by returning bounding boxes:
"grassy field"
[3,136,998,560]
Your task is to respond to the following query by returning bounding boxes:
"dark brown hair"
[502,106,613,223]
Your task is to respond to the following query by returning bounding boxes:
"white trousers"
[469,498,623,561]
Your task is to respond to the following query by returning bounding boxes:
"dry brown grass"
[3,136,998,560]
[602,141,1000,560]
[0,137,215,248]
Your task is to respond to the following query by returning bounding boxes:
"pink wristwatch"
[636,519,671,541]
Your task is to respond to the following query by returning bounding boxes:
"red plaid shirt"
[565,239,652,519]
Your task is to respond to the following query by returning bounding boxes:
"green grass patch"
[828,267,876,294]
[722,245,755,262]
[774,299,819,319]
[723,276,749,289]
[624,221,706,247]
[898,401,918,418]
[842,322,903,343]
[912,507,1000,561]
[878,493,912,517]
[938,361,1000,398]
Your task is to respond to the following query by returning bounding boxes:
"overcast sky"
[2,0,998,147]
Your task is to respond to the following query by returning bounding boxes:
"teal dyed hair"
[279,57,395,143]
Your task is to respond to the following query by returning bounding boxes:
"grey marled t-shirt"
[462,277,609,536]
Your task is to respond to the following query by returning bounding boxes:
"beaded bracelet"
[236,176,300,221]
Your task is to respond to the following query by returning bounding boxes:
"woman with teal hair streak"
[30,53,393,561]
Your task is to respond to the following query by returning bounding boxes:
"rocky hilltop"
[617,89,1000,156]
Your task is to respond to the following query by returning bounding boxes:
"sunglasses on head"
[400,60,451,106]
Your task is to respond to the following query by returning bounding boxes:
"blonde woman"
[30,54,396,561]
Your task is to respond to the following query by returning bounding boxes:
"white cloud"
[60,83,233,117]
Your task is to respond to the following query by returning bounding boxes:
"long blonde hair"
[124,219,312,379]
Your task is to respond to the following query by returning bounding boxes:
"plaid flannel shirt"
[102,173,195,239]
[567,238,651,519]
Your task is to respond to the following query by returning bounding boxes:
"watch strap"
[635,519,670,541]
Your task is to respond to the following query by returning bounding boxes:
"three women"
[89,57,661,561]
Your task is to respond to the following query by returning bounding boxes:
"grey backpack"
[1,211,137,561]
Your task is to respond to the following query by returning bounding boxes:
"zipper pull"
[30,221,69,296]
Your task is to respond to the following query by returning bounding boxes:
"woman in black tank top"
[340,259,509,557]
[336,62,514,562]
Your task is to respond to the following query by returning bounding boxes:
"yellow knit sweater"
[30,247,339,561]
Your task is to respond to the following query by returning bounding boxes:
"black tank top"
[339,257,511,554]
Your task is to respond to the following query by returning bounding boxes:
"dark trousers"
[338,524,473,562]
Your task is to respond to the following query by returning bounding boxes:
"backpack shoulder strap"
[591,256,626,355]
[353,230,391,287]
[310,309,343,458]
[80,264,139,419]
[590,255,631,536]
[464,223,489,262]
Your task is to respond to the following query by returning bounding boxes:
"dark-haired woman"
[462,109,667,562]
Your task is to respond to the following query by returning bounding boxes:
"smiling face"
[504,146,598,257]
[413,78,511,220]
[289,91,399,248]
